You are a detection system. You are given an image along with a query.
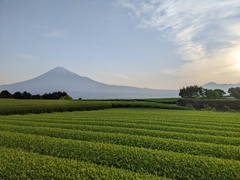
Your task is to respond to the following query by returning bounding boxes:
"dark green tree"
[228,87,240,99]
[42,91,68,99]
[60,95,72,100]
[204,89,225,99]
[21,91,32,99]
[179,85,204,98]
[0,90,13,98]
[13,92,22,99]
[32,94,41,99]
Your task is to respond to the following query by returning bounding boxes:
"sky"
[0,0,240,90]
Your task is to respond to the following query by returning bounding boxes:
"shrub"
[177,99,240,110]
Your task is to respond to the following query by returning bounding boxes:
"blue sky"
[1,0,240,90]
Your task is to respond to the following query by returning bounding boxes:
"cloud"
[161,45,240,85]
[118,0,240,85]
[11,53,38,61]
[115,73,135,81]
[32,24,67,39]
[45,30,64,38]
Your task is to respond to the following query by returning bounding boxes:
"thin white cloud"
[46,30,65,38]
[115,73,135,81]
[11,53,38,61]
[227,23,240,37]
[32,24,67,39]
[118,0,240,85]
[161,45,240,85]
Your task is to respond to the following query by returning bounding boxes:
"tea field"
[0,98,189,115]
[0,108,239,179]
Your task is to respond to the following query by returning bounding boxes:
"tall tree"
[204,89,225,99]
[21,91,32,99]
[42,91,69,99]
[228,87,240,99]
[13,92,22,99]
[179,85,204,98]
[32,94,41,99]
[0,90,13,98]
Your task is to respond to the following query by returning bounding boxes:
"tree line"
[0,90,72,100]
[179,85,240,99]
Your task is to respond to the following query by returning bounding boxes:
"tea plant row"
[0,124,239,160]
[1,108,239,179]
[0,131,239,180]
[0,146,165,180]
[0,119,239,146]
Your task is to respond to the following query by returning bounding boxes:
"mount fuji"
[0,67,179,99]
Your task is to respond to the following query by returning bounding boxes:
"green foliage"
[177,99,240,110]
[0,90,13,98]
[148,98,180,103]
[201,104,216,111]
[0,147,164,180]
[0,99,112,115]
[186,103,195,109]
[0,131,239,180]
[89,98,180,104]
[179,85,204,98]
[59,95,72,100]
[21,91,32,99]
[13,92,22,99]
[111,101,190,110]
[41,91,68,99]
[1,116,239,146]
[0,123,239,160]
[133,98,180,104]
[0,108,240,179]
[0,90,73,100]
[228,87,240,99]
[0,99,190,115]
[204,89,226,99]
[179,85,227,100]
[223,105,236,112]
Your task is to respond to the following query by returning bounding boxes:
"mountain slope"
[202,82,240,92]
[0,67,178,99]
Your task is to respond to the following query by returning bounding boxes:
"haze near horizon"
[1,0,240,89]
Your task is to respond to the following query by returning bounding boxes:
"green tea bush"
[0,146,165,180]
[0,124,239,160]
[0,108,239,179]
[0,131,239,180]
[0,99,112,115]
[111,101,190,110]
[1,119,239,146]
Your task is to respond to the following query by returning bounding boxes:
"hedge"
[177,99,240,110]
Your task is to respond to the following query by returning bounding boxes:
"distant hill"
[202,82,240,92]
[0,67,179,99]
